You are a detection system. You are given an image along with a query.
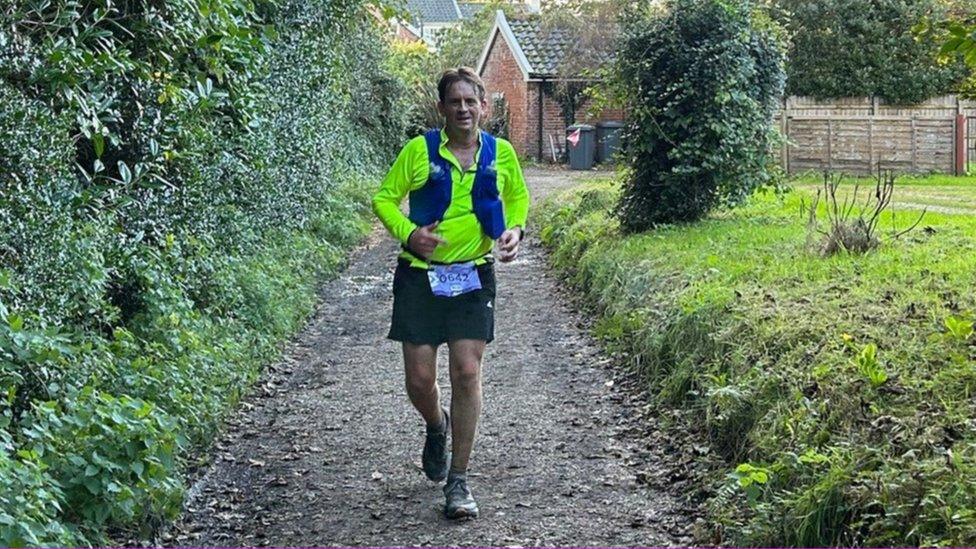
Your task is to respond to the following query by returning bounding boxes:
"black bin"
[566,124,595,170]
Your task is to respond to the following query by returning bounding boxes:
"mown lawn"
[539,174,976,546]
[791,172,976,215]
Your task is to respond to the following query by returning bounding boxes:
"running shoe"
[422,406,449,481]
[444,475,479,519]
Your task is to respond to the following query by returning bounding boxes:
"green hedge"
[1,0,403,544]
[540,180,976,546]
[771,0,970,104]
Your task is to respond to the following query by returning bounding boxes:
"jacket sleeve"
[498,140,530,230]
[372,137,428,243]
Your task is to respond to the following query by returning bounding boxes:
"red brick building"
[476,10,624,161]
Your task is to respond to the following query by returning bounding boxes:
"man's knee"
[405,365,437,394]
[451,360,481,391]
[403,343,437,395]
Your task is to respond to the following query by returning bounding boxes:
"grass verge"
[539,177,976,546]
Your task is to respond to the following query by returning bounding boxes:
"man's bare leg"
[446,338,485,472]
[405,342,450,482]
[403,343,445,427]
[442,338,484,518]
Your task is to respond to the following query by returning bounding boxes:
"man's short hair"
[437,67,486,102]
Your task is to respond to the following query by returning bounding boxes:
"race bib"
[428,262,482,297]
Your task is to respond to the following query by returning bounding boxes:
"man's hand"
[496,227,522,263]
[408,222,446,259]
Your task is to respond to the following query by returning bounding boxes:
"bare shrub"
[803,170,926,256]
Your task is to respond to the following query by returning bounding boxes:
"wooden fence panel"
[781,95,975,175]
[785,116,954,175]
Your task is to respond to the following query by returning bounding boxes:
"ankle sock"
[447,468,466,481]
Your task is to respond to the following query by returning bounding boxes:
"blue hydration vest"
[408,129,506,240]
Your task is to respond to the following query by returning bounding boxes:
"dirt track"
[162,167,698,547]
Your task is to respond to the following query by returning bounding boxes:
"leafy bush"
[0,431,78,547]
[485,95,510,139]
[385,39,440,136]
[1,0,403,543]
[23,391,182,530]
[615,0,786,230]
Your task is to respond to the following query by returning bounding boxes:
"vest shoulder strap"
[478,131,496,169]
[424,129,442,163]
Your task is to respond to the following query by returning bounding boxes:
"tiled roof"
[405,0,461,24]
[457,2,485,19]
[507,17,572,78]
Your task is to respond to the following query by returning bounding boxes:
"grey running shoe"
[443,475,479,519]
[422,407,449,481]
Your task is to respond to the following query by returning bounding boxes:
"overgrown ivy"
[615,0,786,230]
[0,0,405,544]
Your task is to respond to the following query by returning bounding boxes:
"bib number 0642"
[428,262,482,297]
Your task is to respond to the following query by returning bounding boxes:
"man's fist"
[408,222,446,259]
[496,227,522,263]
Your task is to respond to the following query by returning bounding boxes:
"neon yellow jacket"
[372,130,530,268]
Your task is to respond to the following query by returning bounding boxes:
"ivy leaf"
[118,161,132,184]
[7,314,23,332]
[939,37,963,55]
[92,133,104,158]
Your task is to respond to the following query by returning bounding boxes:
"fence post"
[780,108,789,173]
[827,119,833,170]
[911,117,917,173]
[956,113,966,176]
[868,118,874,173]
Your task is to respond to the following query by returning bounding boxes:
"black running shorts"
[388,259,496,345]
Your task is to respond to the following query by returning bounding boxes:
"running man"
[371,67,529,519]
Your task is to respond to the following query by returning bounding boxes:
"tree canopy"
[771,0,970,103]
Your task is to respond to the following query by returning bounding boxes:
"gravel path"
[163,167,696,547]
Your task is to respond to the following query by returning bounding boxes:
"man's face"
[438,80,487,134]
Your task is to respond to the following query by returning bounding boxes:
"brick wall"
[525,84,564,160]
[479,31,530,155]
